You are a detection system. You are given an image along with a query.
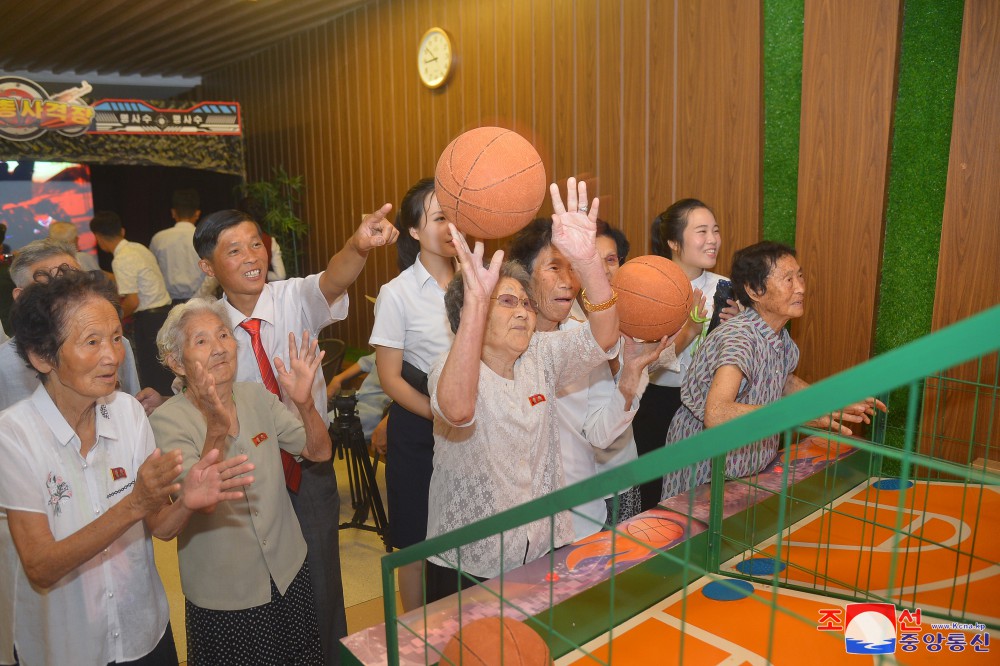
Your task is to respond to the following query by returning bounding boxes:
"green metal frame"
[374,305,1000,665]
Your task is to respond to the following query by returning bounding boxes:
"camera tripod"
[330,392,389,550]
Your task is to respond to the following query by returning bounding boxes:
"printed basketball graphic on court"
[566,511,688,572]
[740,481,1000,623]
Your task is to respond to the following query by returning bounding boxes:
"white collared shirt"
[649,269,726,387]
[111,239,171,311]
[0,388,169,666]
[223,273,349,425]
[149,220,205,300]
[554,317,644,540]
[369,253,453,373]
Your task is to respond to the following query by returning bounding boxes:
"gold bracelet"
[581,288,618,312]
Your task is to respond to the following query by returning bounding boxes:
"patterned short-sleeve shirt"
[661,307,799,499]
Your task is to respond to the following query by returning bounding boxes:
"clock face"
[418,28,453,89]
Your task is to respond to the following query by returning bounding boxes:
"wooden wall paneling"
[596,0,623,226]
[920,0,1000,466]
[646,0,675,255]
[531,0,557,189]
[574,2,598,187]
[791,0,901,384]
[511,0,535,161]
[621,0,650,241]
[676,0,763,279]
[553,0,577,191]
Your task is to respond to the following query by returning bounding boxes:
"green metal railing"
[377,305,1000,665]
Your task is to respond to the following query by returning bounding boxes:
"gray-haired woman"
[423,179,622,603]
[150,298,332,665]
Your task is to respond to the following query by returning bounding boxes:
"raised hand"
[180,448,255,511]
[274,331,325,408]
[450,222,503,305]
[808,397,887,436]
[549,177,600,264]
[135,387,166,416]
[691,288,708,321]
[129,448,184,517]
[623,331,677,372]
[185,360,230,437]
[351,203,398,252]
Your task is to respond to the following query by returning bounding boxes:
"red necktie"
[239,318,302,492]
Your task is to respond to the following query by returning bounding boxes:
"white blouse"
[426,322,615,579]
[0,388,169,666]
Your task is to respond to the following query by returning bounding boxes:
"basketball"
[611,255,693,341]
[626,517,684,546]
[434,126,547,239]
[440,617,552,666]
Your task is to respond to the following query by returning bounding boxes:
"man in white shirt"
[193,204,397,665]
[150,189,205,304]
[91,211,174,395]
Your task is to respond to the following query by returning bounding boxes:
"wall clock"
[418,27,453,89]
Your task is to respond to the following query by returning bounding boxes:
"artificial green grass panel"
[762,0,804,247]
[876,0,964,475]
[875,0,963,355]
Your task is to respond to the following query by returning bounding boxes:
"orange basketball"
[611,255,693,341]
[435,126,547,239]
[440,617,552,666]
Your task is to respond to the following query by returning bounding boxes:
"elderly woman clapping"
[149,298,332,665]
[661,241,887,500]
[423,178,622,603]
[0,270,253,666]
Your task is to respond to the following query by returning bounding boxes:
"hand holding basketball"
[352,203,397,252]
[549,177,600,265]
[451,222,503,306]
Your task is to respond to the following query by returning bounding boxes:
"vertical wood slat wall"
[791,0,902,384]
[921,0,1000,465]
[202,0,763,348]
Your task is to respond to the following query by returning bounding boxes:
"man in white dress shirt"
[193,204,397,665]
[91,211,174,396]
[150,189,205,304]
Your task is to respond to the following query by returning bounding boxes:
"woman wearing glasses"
[423,179,621,602]
[369,178,457,610]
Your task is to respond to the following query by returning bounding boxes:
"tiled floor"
[154,450,396,664]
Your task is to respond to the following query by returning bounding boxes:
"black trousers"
[132,306,174,395]
[632,384,683,511]
[288,460,348,666]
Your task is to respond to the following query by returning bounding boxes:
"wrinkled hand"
[549,177,600,264]
[136,387,166,416]
[371,414,389,456]
[351,203,398,252]
[186,361,230,436]
[808,397,888,436]
[450,223,503,306]
[274,331,324,407]
[130,449,184,516]
[180,448,255,511]
[623,330,677,372]
[718,298,741,322]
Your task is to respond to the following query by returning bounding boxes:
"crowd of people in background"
[0,182,885,665]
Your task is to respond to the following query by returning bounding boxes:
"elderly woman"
[661,241,886,500]
[0,270,252,666]
[423,179,622,603]
[507,218,670,539]
[149,298,332,665]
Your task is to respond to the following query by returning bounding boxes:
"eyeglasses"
[491,294,537,313]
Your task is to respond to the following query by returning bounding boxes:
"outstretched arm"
[318,203,399,305]
[550,178,619,351]
[434,225,502,426]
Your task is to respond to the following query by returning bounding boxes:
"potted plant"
[238,166,308,277]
